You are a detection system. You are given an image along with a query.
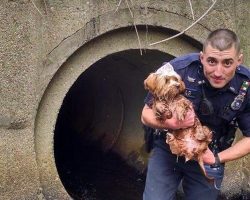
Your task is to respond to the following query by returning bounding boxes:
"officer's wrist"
[215,154,221,165]
[211,153,222,168]
[217,153,224,164]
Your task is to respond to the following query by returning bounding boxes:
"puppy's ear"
[144,73,157,92]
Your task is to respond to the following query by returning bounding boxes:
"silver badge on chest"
[231,95,244,110]
[230,81,250,111]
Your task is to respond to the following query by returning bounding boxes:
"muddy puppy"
[144,63,212,178]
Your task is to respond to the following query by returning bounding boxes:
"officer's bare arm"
[218,136,250,163]
[141,104,195,130]
[203,136,250,165]
[141,104,168,129]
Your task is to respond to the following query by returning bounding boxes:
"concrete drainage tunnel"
[54,49,175,199]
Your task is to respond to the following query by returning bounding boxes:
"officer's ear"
[200,51,204,64]
[200,51,204,62]
[237,52,243,64]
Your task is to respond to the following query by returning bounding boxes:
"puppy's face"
[144,73,185,99]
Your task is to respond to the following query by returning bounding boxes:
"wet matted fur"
[144,63,212,178]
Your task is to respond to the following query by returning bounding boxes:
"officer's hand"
[164,109,195,130]
[180,109,195,128]
[202,148,216,165]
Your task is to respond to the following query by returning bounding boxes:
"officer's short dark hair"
[203,29,241,54]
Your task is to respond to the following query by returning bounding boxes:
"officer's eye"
[223,59,234,68]
[207,58,217,66]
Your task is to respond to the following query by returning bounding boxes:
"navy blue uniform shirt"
[145,53,250,139]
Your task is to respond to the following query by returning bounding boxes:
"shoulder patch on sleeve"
[236,65,250,79]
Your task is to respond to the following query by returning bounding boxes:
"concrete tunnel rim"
[37,8,210,105]
[34,25,206,199]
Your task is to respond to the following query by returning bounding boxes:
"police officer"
[142,28,250,200]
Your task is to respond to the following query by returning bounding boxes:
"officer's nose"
[214,64,224,77]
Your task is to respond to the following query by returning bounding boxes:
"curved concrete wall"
[35,28,199,199]
[1,0,250,199]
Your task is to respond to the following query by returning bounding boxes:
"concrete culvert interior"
[54,49,174,199]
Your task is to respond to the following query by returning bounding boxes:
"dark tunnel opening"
[54,49,174,199]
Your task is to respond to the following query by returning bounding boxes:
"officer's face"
[200,45,243,88]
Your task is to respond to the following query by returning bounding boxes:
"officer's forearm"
[141,104,194,130]
[218,136,250,163]
[141,104,168,129]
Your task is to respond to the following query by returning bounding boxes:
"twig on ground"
[30,0,43,16]
[188,0,195,20]
[43,0,48,15]
[115,0,123,13]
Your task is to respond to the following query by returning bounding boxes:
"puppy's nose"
[169,79,180,87]
[175,82,180,87]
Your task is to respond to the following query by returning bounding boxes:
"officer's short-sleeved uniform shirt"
[145,53,250,139]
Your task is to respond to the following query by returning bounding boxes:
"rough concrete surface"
[0,0,249,199]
